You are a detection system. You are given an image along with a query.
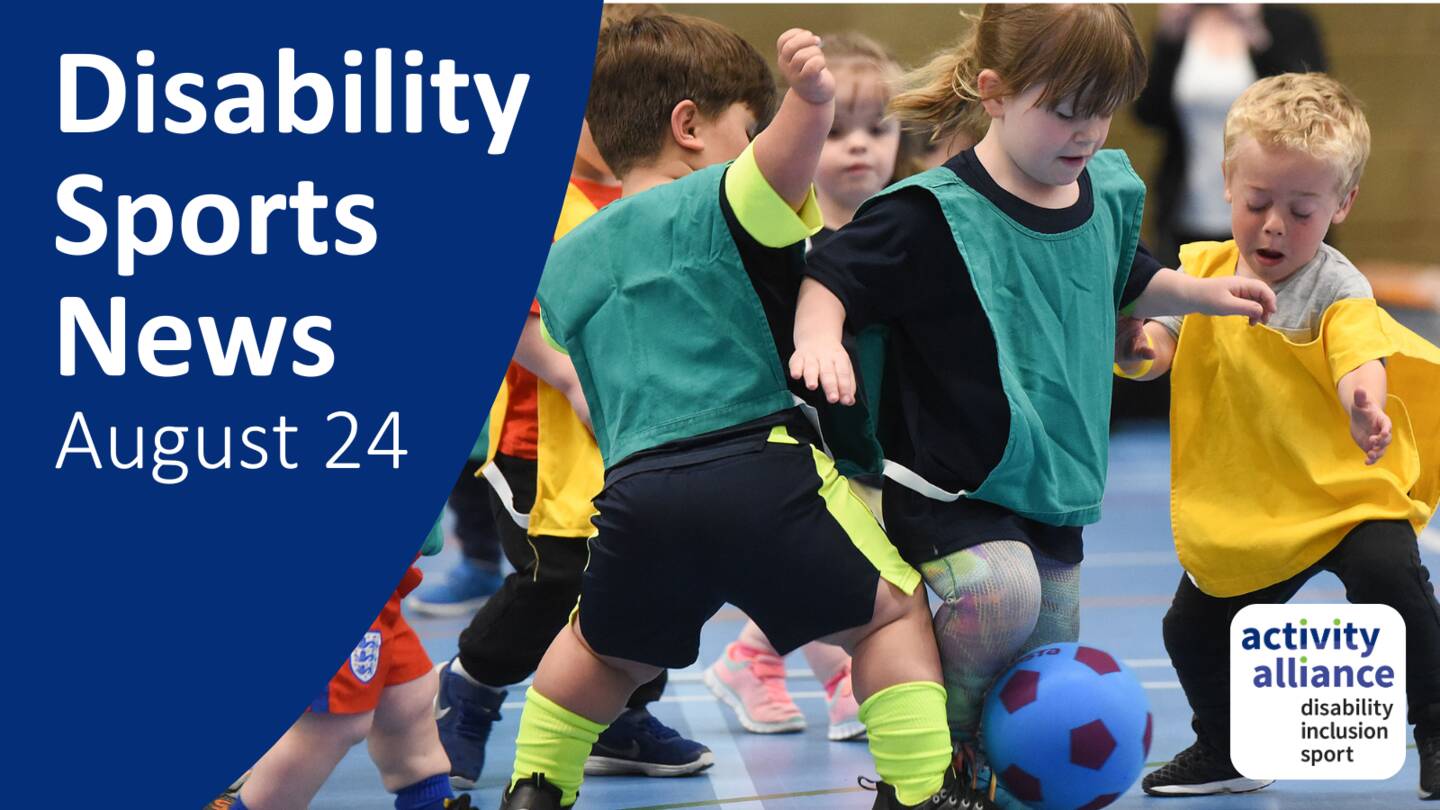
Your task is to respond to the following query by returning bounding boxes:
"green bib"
[877,150,1145,525]
[537,163,796,468]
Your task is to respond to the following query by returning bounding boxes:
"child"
[208,530,470,810]
[435,115,711,788]
[791,4,1278,805]
[405,437,505,617]
[703,30,908,745]
[1111,72,1440,800]
[504,14,959,810]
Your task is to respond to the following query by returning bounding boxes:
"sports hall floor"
[312,425,1439,809]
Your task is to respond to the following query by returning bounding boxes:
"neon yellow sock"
[510,687,607,806]
[859,681,952,805]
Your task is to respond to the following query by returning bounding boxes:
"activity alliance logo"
[1231,604,1405,779]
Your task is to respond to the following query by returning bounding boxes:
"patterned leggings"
[920,540,1080,744]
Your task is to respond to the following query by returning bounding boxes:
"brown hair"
[891,4,1147,146]
[586,13,775,178]
[1224,73,1371,196]
[600,4,664,29]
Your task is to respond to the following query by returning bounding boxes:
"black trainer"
[1419,733,1440,799]
[500,773,567,810]
[444,796,474,809]
[1141,740,1273,797]
[863,766,970,809]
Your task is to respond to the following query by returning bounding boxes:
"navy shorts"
[577,426,920,669]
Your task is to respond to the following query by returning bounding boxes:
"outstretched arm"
[1338,360,1391,465]
[791,278,855,405]
[1128,269,1277,325]
[752,29,835,210]
[513,314,592,431]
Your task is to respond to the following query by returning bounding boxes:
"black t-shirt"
[805,149,1163,565]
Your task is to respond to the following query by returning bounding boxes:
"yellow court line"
[623,786,867,809]
[620,744,1424,809]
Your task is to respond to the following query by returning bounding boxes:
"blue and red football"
[981,643,1152,810]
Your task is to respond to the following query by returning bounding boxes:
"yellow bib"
[481,182,605,538]
[1170,241,1440,597]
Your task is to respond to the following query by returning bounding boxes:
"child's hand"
[1115,316,1157,368]
[1193,276,1277,326]
[1349,388,1392,465]
[777,29,834,105]
[790,339,856,405]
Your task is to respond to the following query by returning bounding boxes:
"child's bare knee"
[826,579,923,652]
[371,674,438,737]
[313,710,373,750]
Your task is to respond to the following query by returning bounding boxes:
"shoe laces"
[1420,735,1440,766]
[629,709,680,741]
[854,775,963,808]
[1162,740,1233,780]
[454,698,499,739]
[949,744,998,810]
[746,655,795,704]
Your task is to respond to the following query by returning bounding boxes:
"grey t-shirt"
[1156,242,1373,342]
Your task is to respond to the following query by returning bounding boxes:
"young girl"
[703,31,909,745]
[791,5,1277,805]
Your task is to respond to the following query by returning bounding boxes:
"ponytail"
[890,12,987,146]
[890,4,1146,148]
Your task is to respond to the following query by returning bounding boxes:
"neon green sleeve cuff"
[723,142,823,248]
[538,311,568,355]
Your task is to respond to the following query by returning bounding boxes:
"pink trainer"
[703,642,806,734]
[823,664,866,741]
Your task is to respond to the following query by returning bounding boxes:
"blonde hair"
[1224,73,1371,196]
[891,4,1146,146]
[820,31,917,182]
[821,31,903,88]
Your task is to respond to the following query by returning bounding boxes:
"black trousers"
[457,453,666,707]
[447,459,502,566]
[1164,520,1440,751]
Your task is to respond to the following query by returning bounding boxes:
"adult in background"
[1134,4,1326,268]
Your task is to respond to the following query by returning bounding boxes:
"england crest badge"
[350,630,382,684]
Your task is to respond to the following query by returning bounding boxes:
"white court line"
[1422,526,1440,554]
[500,683,1182,711]
[675,680,763,801]
[1103,470,1171,491]
[1084,551,1180,568]
[501,657,1175,694]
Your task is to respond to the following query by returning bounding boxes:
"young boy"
[435,116,711,789]
[1114,72,1440,800]
[501,14,957,810]
[208,532,471,810]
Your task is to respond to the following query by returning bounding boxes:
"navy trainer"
[435,659,507,790]
[584,707,714,777]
